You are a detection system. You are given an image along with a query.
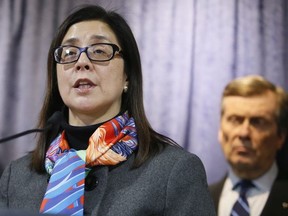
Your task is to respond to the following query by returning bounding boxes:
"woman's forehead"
[62,21,117,45]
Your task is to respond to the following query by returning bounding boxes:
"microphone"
[0,111,62,144]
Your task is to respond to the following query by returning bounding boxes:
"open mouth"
[73,79,96,90]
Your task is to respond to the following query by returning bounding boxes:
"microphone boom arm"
[0,128,48,144]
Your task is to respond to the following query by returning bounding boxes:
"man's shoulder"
[209,176,226,193]
[209,175,227,187]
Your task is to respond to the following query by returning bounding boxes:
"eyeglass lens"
[55,44,117,64]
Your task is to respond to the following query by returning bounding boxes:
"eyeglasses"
[54,43,122,64]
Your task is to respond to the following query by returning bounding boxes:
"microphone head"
[46,111,63,128]
[0,111,63,144]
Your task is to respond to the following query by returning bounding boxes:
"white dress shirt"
[218,162,278,216]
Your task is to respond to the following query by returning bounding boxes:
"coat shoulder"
[154,145,204,167]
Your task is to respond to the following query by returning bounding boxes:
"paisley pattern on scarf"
[40,112,138,215]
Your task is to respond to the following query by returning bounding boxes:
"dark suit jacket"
[0,145,216,216]
[209,173,288,216]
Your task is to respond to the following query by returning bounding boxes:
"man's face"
[218,91,285,178]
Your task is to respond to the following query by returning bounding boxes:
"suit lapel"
[260,172,288,216]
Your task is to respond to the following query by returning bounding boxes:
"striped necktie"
[230,180,254,216]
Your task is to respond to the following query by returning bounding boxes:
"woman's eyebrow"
[90,34,111,42]
[62,35,111,45]
[62,37,79,45]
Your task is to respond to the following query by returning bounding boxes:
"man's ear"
[277,131,287,150]
[218,129,223,145]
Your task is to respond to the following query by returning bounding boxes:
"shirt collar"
[228,162,278,192]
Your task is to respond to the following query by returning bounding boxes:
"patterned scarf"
[40,112,138,215]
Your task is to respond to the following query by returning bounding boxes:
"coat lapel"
[260,172,288,216]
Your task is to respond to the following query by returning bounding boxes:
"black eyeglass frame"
[54,43,122,64]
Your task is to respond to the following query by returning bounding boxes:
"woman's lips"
[73,79,96,93]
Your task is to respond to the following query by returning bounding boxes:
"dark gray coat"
[0,145,216,216]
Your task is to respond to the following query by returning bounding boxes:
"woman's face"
[57,20,127,126]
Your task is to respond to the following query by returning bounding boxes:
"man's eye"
[227,116,242,125]
[250,118,268,127]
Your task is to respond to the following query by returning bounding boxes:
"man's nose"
[238,120,251,137]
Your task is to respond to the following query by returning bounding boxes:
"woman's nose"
[75,52,93,71]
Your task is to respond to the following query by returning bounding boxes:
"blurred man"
[209,75,288,216]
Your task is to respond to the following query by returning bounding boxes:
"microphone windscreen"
[0,111,63,144]
[46,111,63,128]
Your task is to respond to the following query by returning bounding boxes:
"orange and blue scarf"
[40,112,138,215]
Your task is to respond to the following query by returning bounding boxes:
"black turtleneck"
[60,120,101,150]
[59,112,122,150]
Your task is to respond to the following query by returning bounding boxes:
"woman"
[0,5,215,216]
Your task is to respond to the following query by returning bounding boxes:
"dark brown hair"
[31,5,178,173]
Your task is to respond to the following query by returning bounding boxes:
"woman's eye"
[64,49,77,56]
[94,49,106,55]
